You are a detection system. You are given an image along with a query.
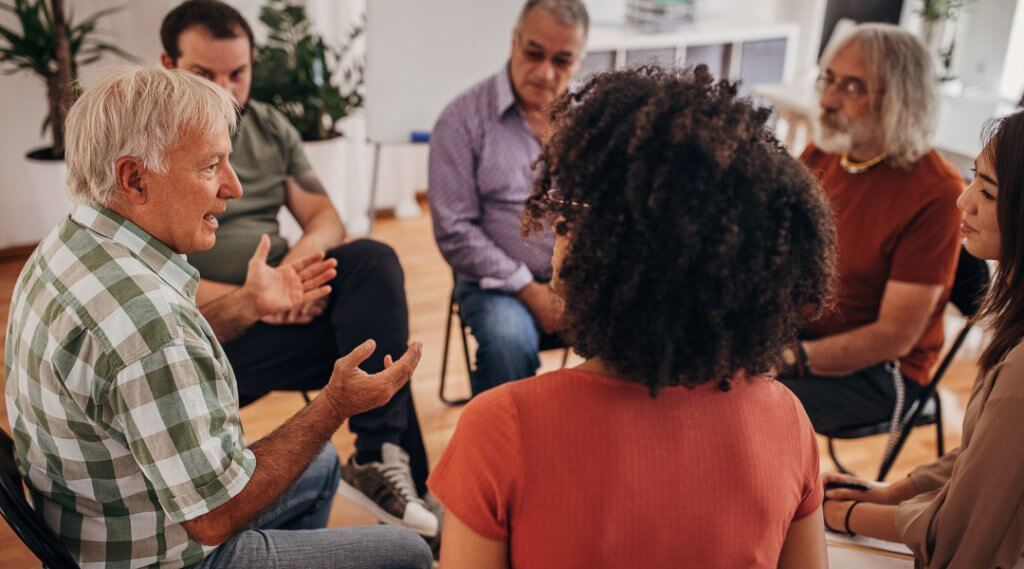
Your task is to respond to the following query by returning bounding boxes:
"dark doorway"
[819,0,905,57]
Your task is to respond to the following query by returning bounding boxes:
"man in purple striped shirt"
[428,0,588,395]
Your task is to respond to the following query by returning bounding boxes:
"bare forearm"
[185,394,347,545]
[286,211,346,261]
[888,476,921,502]
[804,323,914,376]
[199,287,259,343]
[849,503,903,543]
[197,278,239,307]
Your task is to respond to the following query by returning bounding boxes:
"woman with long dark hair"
[823,110,1024,568]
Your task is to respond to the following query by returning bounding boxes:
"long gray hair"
[821,23,936,168]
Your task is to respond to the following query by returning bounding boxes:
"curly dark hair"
[524,65,836,393]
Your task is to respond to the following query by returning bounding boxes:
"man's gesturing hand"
[518,281,565,335]
[320,340,423,419]
[242,235,337,321]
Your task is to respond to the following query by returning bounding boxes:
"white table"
[827,532,1024,568]
[827,533,914,569]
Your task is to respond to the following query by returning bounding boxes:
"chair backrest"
[0,429,79,569]
[949,245,991,319]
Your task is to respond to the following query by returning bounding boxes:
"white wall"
[1000,0,1024,100]
[954,0,1019,93]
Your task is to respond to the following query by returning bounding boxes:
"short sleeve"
[427,386,522,540]
[107,341,255,523]
[260,104,315,180]
[889,179,962,285]
[794,405,824,520]
[282,120,314,179]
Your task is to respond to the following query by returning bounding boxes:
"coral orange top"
[428,368,823,568]
[800,146,963,384]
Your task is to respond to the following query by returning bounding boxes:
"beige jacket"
[895,341,1024,568]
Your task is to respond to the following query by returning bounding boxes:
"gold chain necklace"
[840,152,888,174]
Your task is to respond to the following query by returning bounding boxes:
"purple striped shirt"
[428,67,555,293]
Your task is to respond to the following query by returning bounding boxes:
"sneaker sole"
[338,478,439,537]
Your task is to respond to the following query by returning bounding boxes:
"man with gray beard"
[777,24,963,435]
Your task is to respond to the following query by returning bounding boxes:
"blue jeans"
[193,444,432,569]
[455,282,562,395]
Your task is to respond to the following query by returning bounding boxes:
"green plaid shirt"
[4,205,255,568]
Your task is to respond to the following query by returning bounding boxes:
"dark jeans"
[780,362,927,433]
[223,239,429,492]
[454,281,564,395]
[193,444,432,569]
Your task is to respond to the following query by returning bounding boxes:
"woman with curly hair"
[822,111,1024,568]
[427,65,836,568]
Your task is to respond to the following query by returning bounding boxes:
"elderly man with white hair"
[3,67,432,569]
[778,24,963,437]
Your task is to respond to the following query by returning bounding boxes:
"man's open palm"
[321,340,423,418]
[244,235,337,318]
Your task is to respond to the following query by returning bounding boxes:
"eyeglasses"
[543,188,588,210]
[815,74,877,98]
[515,32,580,70]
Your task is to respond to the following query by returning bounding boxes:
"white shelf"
[588,18,799,52]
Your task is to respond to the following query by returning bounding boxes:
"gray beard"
[815,124,853,154]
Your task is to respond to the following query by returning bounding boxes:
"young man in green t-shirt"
[159,0,439,540]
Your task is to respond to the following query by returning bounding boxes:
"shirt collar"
[495,64,519,118]
[70,204,200,301]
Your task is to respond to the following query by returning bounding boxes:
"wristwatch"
[782,343,809,377]
[782,346,799,368]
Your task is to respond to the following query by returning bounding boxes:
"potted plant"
[251,0,366,234]
[916,0,975,81]
[0,0,131,227]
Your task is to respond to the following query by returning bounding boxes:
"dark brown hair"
[523,65,836,393]
[160,0,254,65]
[977,110,1024,373]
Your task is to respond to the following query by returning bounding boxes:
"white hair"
[517,0,589,35]
[819,23,937,168]
[64,66,238,207]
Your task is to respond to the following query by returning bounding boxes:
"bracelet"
[844,500,862,537]
[797,342,810,376]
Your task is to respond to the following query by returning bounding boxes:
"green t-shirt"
[187,100,314,284]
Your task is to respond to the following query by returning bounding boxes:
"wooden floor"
[0,207,982,567]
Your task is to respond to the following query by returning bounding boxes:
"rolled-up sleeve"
[428,105,532,292]
[907,448,961,494]
[107,340,255,523]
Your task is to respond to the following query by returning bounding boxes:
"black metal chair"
[821,246,991,481]
[439,282,570,406]
[0,429,79,569]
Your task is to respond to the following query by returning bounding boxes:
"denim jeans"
[455,281,563,395]
[192,443,432,569]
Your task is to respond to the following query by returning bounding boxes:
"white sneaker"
[338,442,439,537]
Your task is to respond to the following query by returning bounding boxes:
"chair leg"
[459,318,473,382]
[560,347,570,368]
[301,391,312,405]
[827,437,853,475]
[438,295,454,401]
[439,294,471,407]
[934,391,945,457]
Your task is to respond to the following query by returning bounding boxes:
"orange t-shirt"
[801,146,964,384]
[428,369,823,568]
